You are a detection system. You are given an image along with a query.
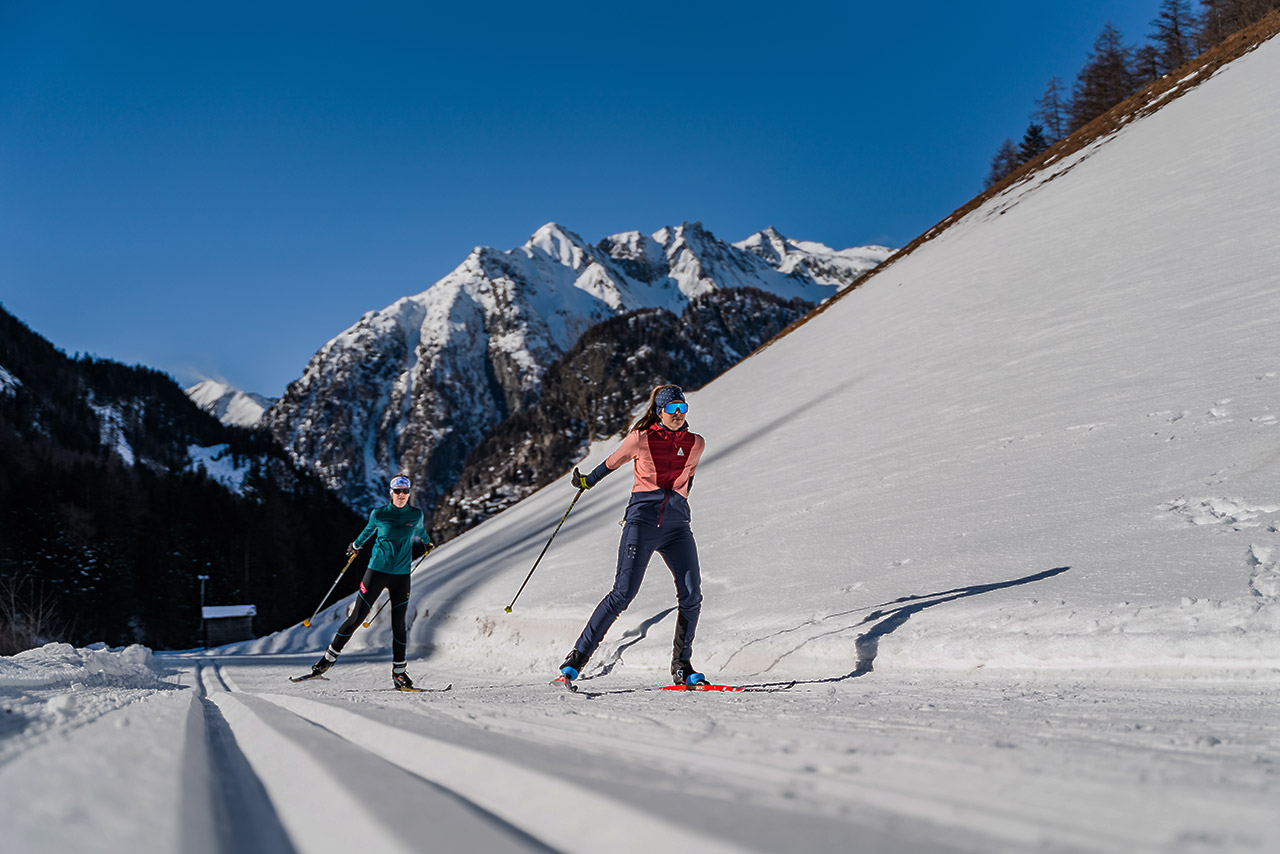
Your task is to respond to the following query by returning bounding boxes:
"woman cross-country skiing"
[309,474,432,690]
[555,384,708,689]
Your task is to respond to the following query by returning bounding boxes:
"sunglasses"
[391,488,410,495]
[662,402,688,414]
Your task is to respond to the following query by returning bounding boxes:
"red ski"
[660,680,796,693]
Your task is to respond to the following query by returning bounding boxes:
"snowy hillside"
[258,29,1280,685]
[186,379,276,427]
[5,22,1280,854]
[264,222,892,512]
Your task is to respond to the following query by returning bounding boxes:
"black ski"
[397,683,451,693]
[288,673,329,683]
[343,684,453,694]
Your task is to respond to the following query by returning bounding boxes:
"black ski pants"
[329,569,411,663]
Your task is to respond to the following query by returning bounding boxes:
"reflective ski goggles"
[662,401,689,415]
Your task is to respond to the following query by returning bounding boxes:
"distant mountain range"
[186,380,277,428]
[245,222,892,513]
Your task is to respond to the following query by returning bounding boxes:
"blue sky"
[1,1,1163,395]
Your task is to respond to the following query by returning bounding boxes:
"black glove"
[346,542,359,558]
[572,467,592,490]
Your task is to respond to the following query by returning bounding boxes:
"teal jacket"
[354,504,430,575]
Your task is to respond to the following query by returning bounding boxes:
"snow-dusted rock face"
[267,222,892,511]
[185,380,277,428]
[734,226,895,288]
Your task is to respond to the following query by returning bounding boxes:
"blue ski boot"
[672,659,706,686]
[553,649,588,692]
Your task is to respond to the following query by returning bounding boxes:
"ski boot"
[553,649,589,691]
[671,659,707,687]
[392,663,414,691]
[310,656,334,678]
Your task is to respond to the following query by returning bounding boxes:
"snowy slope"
[185,379,276,427]
[6,28,1280,854]
[254,33,1280,682]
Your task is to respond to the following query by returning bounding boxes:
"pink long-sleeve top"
[583,423,705,527]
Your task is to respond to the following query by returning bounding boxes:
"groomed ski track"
[4,654,1274,854]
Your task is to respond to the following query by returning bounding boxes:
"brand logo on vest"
[677,448,685,456]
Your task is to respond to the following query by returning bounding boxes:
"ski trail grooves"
[202,671,413,854]
[256,692,754,854]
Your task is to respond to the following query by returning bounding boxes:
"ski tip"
[550,675,578,692]
[288,674,328,683]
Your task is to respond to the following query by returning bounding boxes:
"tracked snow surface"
[5,33,1280,854]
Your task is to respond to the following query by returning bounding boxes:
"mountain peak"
[736,227,795,263]
[186,380,276,428]
[525,223,593,269]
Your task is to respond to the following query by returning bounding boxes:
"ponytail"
[628,385,669,434]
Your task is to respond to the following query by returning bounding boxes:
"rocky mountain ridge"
[264,222,893,513]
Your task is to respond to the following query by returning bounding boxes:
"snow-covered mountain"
[185,379,276,428]
[266,222,892,511]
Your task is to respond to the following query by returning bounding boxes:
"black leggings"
[329,570,411,662]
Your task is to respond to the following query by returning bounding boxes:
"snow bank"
[0,642,168,689]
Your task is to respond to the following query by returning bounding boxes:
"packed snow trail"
[216,656,1280,853]
[1,647,1278,852]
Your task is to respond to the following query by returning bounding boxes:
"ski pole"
[364,548,431,627]
[303,550,359,627]
[505,488,584,613]
[362,592,386,628]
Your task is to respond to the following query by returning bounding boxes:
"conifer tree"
[1152,0,1196,74]
[1069,23,1138,133]
[984,139,1021,189]
[1018,123,1051,163]
[1132,43,1162,84]
[1194,0,1280,49]
[1035,76,1070,143]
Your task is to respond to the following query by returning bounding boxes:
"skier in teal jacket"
[309,474,432,689]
